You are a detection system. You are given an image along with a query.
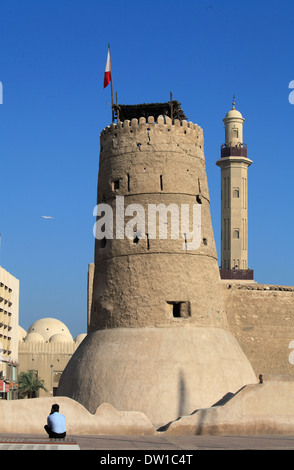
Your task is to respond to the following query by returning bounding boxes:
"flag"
[104,45,112,88]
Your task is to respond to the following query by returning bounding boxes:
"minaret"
[216,97,253,279]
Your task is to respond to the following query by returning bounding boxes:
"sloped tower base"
[58,327,257,428]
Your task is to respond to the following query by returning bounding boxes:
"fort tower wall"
[58,116,257,427]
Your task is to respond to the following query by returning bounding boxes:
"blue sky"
[0,0,293,338]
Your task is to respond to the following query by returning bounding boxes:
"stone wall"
[0,396,155,435]
[223,282,294,379]
[161,382,294,435]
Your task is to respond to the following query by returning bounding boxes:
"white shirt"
[47,412,66,434]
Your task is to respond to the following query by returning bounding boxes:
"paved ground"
[1,433,294,450]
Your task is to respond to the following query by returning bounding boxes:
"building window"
[233,229,239,239]
[233,188,239,198]
[167,301,191,318]
[112,180,120,191]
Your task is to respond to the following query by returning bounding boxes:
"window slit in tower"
[146,233,150,250]
[112,180,120,191]
[127,173,130,192]
[183,233,187,251]
[160,175,163,191]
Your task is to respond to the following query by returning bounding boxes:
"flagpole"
[116,92,120,122]
[109,43,114,123]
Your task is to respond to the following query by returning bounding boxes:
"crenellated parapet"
[100,115,204,152]
[97,115,208,206]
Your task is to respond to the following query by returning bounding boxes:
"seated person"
[44,403,66,439]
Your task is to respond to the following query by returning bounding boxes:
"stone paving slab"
[0,436,80,450]
[0,443,80,450]
[1,433,294,450]
[72,434,294,450]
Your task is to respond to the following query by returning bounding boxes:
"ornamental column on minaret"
[216,97,254,280]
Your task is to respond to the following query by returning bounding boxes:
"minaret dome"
[223,96,245,147]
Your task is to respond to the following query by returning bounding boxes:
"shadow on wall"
[178,369,187,418]
[158,385,246,433]
[157,369,189,432]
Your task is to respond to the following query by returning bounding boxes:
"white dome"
[75,334,86,344]
[224,108,243,120]
[49,333,72,343]
[27,318,73,342]
[25,332,45,343]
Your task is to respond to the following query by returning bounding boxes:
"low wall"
[223,283,294,379]
[2,383,294,436]
[0,396,155,435]
[161,381,294,435]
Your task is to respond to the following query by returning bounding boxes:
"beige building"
[18,318,86,397]
[216,98,253,280]
[0,266,19,399]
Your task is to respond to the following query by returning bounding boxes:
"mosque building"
[18,318,86,397]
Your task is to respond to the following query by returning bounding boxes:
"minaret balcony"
[220,268,254,280]
[221,144,247,158]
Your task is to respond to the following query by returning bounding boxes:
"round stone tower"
[58,113,256,427]
[90,115,227,331]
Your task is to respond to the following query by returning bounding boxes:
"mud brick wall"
[224,283,294,379]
